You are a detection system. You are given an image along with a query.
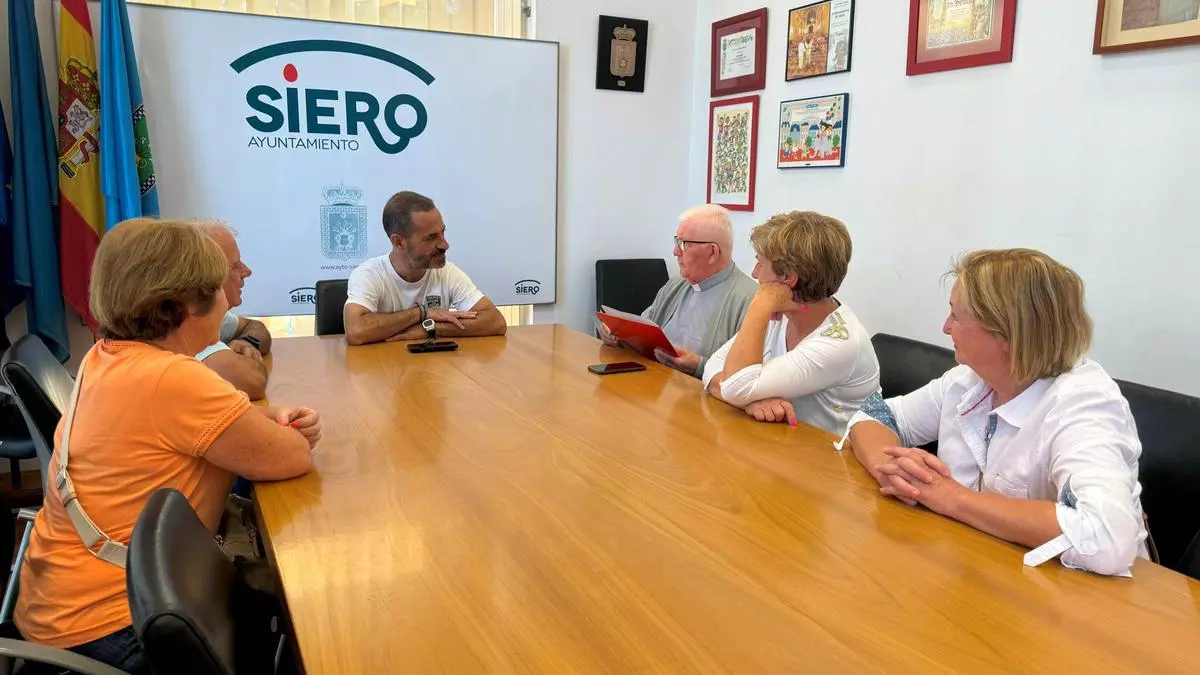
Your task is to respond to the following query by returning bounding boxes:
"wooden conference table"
[256,325,1200,674]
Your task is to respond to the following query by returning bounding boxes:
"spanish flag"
[57,0,103,333]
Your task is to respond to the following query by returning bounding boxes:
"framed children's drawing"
[707,95,759,211]
[778,93,849,169]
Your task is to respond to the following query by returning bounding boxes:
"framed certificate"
[786,0,856,81]
[778,93,849,169]
[1094,0,1200,54]
[906,0,1018,76]
[707,95,759,212]
[711,9,768,97]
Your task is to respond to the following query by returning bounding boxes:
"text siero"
[245,86,428,155]
[290,287,317,304]
[514,279,541,295]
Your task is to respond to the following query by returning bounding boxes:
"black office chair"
[314,279,348,336]
[1114,378,1200,573]
[870,333,957,400]
[1181,531,1200,582]
[0,335,35,490]
[0,335,74,486]
[595,259,668,316]
[128,489,285,675]
[0,397,34,490]
[869,334,956,455]
[0,335,76,624]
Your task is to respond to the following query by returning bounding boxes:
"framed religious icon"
[707,95,759,211]
[711,8,768,97]
[786,0,856,81]
[596,15,649,91]
[1094,0,1200,54]
[778,93,849,169]
[906,0,1018,76]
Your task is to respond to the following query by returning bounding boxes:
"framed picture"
[707,95,759,212]
[906,0,1018,76]
[1094,0,1200,54]
[778,93,848,169]
[596,15,649,92]
[786,0,856,81]
[711,9,768,97]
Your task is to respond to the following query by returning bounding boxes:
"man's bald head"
[673,204,734,284]
[678,204,734,262]
[196,219,250,308]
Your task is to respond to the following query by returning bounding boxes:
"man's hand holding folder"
[594,306,679,359]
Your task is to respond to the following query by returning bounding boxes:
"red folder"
[595,311,679,359]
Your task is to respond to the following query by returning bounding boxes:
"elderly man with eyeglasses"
[193,221,273,400]
[600,204,758,378]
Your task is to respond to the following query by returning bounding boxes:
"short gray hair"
[194,219,238,238]
[679,204,733,253]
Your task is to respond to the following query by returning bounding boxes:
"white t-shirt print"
[345,255,485,314]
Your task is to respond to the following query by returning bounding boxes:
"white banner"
[116,4,559,315]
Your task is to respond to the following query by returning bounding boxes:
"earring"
[800,304,809,313]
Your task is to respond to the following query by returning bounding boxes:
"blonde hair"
[749,211,852,302]
[952,248,1093,382]
[90,218,227,340]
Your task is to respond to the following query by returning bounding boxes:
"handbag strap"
[56,347,128,569]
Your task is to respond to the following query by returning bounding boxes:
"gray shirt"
[658,264,736,353]
[642,264,758,378]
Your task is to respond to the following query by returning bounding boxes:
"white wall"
[531,0,698,332]
[688,0,1200,395]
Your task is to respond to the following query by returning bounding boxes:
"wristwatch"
[237,335,262,351]
[422,318,437,341]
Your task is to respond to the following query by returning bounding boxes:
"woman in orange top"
[15,218,321,673]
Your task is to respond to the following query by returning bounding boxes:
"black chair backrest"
[315,279,348,336]
[871,333,957,400]
[128,489,238,675]
[1181,531,1200,581]
[0,335,75,489]
[1114,378,1200,573]
[595,259,669,316]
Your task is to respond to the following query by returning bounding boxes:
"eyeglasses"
[674,236,717,252]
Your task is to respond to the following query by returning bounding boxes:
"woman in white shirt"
[842,248,1147,576]
[703,211,879,435]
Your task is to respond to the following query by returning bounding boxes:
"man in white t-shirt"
[195,221,272,400]
[343,191,507,345]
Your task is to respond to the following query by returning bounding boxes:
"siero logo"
[289,287,317,305]
[514,279,541,296]
[229,40,435,155]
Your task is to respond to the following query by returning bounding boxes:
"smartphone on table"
[587,361,647,375]
[407,341,459,353]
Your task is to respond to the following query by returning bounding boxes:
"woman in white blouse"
[703,211,879,434]
[843,248,1147,576]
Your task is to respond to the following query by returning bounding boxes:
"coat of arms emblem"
[609,24,638,83]
[57,57,100,179]
[320,184,368,260]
